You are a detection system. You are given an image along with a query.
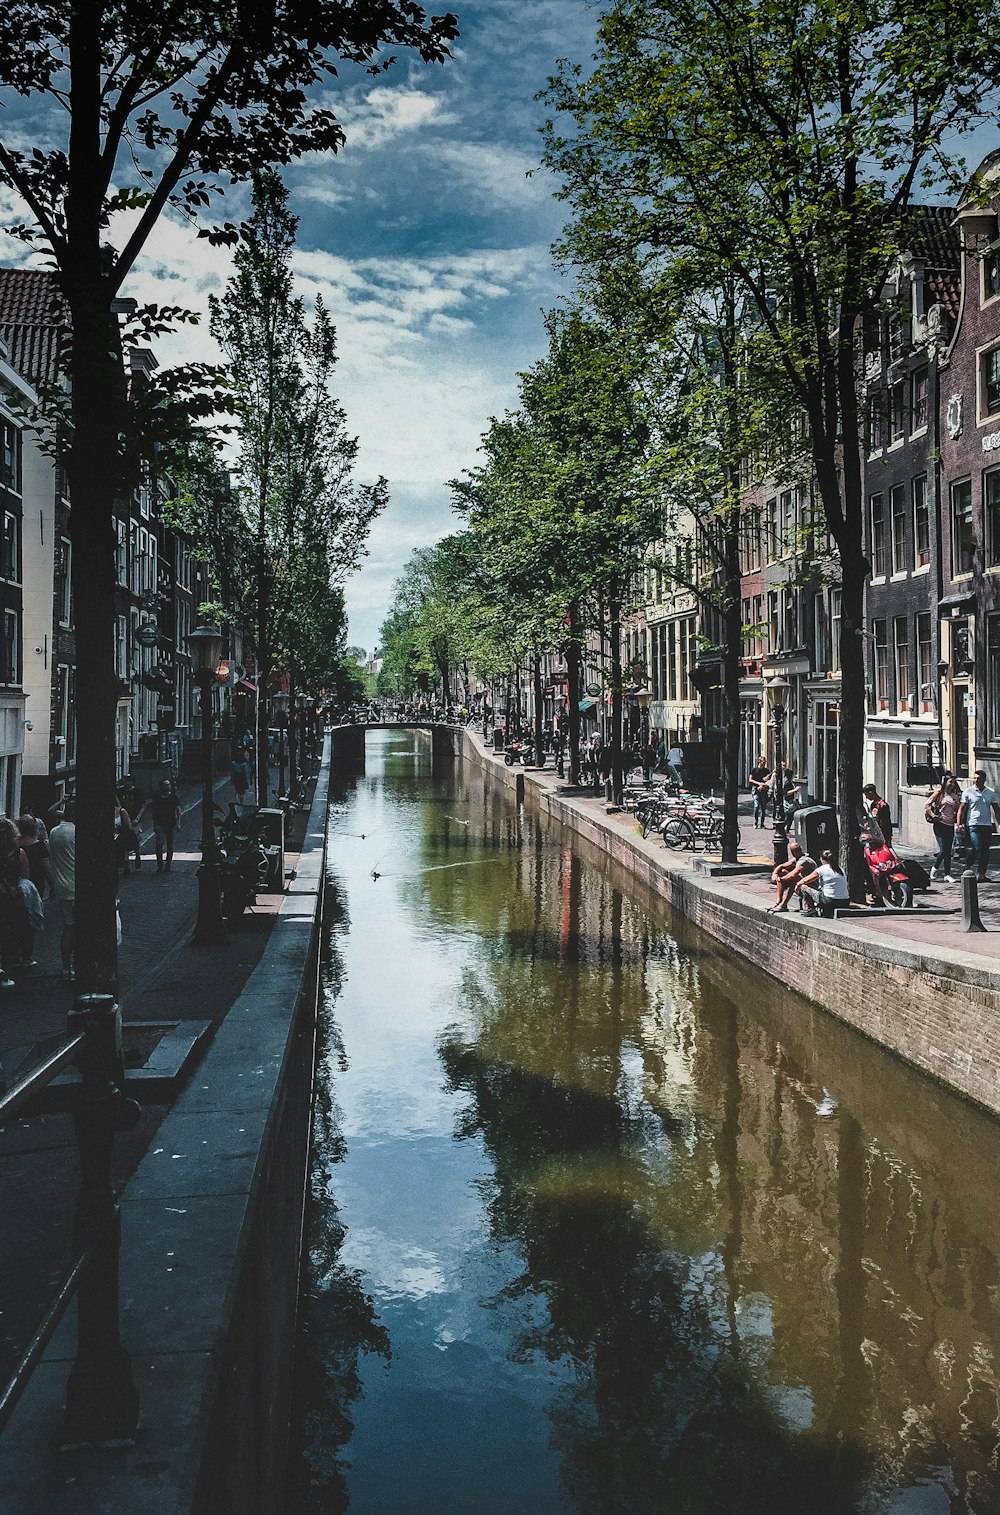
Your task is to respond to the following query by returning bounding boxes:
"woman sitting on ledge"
[795,850,850,918]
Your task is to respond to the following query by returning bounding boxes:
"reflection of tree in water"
[439,971,865,1513]
[290,881,390,1515]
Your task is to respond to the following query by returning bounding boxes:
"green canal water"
[291,731,1000,1515]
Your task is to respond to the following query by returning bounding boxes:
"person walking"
[16,814,52,967]
[116,775,144,870]
[48,799,76,981]
[749,754,771,828]
[926,773,961,882]
[231,751,251,803]
[958,770,1000,882]
[0,819,28,987]
[151,778,182,873]
[862,783,893,845]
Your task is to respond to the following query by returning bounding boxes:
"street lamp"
[187,625,227,945]
[272,690,289,798]
[296,693,310,782]
[767,675,791,866]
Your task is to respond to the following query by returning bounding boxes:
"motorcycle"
[860,814,913,908]
[504,737,534,766]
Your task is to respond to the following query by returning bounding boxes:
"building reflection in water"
[295,744,1000,1515]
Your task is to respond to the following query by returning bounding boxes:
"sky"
[111,0,601,659]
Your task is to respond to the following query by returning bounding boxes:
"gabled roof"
[0,268,68,389]
[903,205,961,273]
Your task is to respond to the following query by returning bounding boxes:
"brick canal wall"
[462,732,1000,1120]
[3,744,331,1515]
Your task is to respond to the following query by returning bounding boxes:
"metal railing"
[0,996,140,1446]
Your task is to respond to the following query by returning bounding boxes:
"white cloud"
[421,139,545,208]
[330,84,458,152]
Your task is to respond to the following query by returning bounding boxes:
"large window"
[871,492,887,577]
[874,620,890,711]
[987,469,1000,569]
[830,589,842,672]
[0,609,16,686]
[766,497,780,561]
[0,511,17,581]
[57,536,72,626]
[986,247,1000,304]
[0,421,16,491]
[911,368,929,431]
[917,612,933,714]
[894,616,910,712]
[891,484,907,574]
[951,479,975,576]
[989,615,1000,740]
[867,394,883,455]
[913,475,930,567]
[983,346,1000,417]
[889,381,906,442]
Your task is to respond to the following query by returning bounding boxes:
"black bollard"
[62,995,141,1450]
[962,870,988,933]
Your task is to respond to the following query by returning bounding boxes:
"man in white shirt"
[47,798,75,980]
[958,771,1000,881]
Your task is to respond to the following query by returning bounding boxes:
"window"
[129,520,139,594]
[871,492,887,577]
[57,536,72,625]
[911,368,929,431]
[0,421,16,491]
[115,614,128,681]
[889,381,906,442]
[913,475,930,567]
[984,247,1000,304]
[116,518,128,585]
[830,590,842,672]
[0,609,16,685]
[891,484,907,574]
[990,616,1000,740]
[951,479,974,576]
[0,511,17,581]
[867,394,883,455]
[766,497,780,561]
[894,617,910,712]
[767,590,779,654]
[874,620,890,710]
[983,346,1000,417]
[917,612,933,714]
[780,490,796,554]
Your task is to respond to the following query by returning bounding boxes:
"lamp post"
[272,690,289,798]
[297,693,310,783]
[187,625,227,945]
[767,675,791,867]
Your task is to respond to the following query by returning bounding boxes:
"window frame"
[951,477,975,577]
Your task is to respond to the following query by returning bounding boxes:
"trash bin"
[493,727,504,751]
[792,804,839,860]
[255,807,285,892]
[128,758,173,800]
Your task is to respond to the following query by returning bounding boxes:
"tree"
[543,0,1000,891]
[0,1,456,991]
[207,172,386,802]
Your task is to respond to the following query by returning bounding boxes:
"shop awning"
[579,697,597,713]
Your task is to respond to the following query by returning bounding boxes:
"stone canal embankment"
[2,744,331,1515]
[461,728,1000,1120]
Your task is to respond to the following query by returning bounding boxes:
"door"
[953,685,970,778]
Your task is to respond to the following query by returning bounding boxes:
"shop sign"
[137,621,159,647]
[585,682,601,697]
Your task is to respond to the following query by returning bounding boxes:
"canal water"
[291,732,1000,1515]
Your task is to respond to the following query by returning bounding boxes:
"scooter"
[504,736,534,766]
[860,814,913,908]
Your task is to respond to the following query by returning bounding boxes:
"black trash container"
[493,727,505,751]
[792,804,839,859]
[255,807,285,892]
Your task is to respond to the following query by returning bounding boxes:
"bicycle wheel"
[641,805,666,839]
[663,817,695,850]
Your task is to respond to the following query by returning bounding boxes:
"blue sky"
[114,0,601,658]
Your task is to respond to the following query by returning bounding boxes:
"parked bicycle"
[660,801,741,853]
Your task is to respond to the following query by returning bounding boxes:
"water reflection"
[292,734,1000,1514]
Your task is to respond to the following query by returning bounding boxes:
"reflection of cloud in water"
[340,1228,448,1300]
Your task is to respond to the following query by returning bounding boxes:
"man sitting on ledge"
[769,840,815,913]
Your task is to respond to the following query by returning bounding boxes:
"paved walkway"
[481,738,1000,968]
[0,772,312,1392]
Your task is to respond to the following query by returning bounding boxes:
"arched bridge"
[328,721,464,767]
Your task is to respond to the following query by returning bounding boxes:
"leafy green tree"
[0,0,456,991]
[208,172,386,801]
[543,0,1000,890]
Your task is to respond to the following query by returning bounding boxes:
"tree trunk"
[533,650,544,768]
[721,569,743,865]
[566,604,582,786]
[609,597,624,805]
[65,9,125,996]
[288,667,298,797]
[838,549,868,899]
